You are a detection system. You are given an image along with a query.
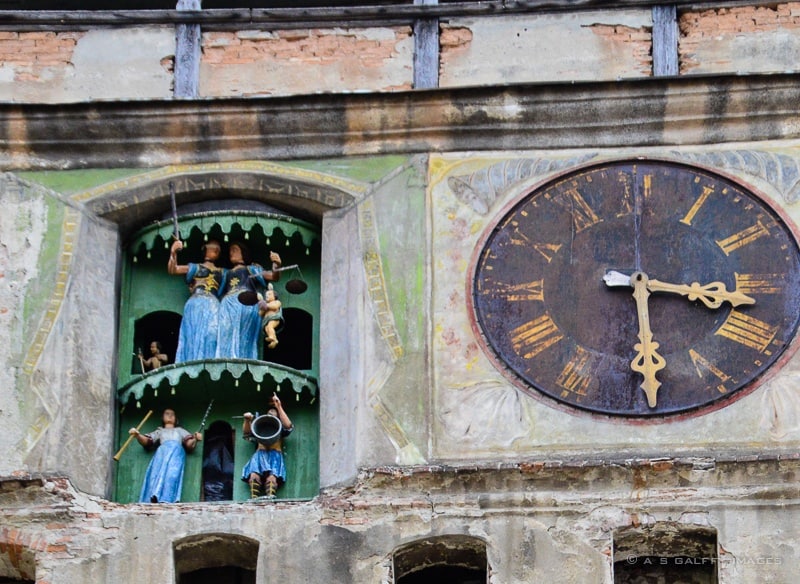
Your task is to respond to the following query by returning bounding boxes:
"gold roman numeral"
[716,310,779,353]
[510,314,564,359]
[532,242,562,263]
[688,349,731,393]
[680,185,715,226]
[552,187,602,233]
[557,346,597,398]
[495,280,545,302]
[716,220,771,255]
[735,273,783,295]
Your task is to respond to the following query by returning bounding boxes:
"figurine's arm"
[261,252,283,281]
[242,412,254,438]
[272,393,293,430]
[167,240,190,275]
[182,430,202,452]
[129,427,153,448]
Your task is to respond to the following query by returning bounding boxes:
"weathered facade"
[1,1,800,583]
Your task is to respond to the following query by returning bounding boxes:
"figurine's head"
[229,242,252,266]
[161,408,178,427]
[266,284,277,301]
[203,240,221,262]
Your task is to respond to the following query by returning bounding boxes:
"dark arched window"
[394,535,487,584]
[132,311,181,374]
[174,533,259,584]
[613,524,718,583]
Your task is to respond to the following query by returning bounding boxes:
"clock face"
[470,160,800,417]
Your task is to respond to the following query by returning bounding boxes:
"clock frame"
[469,159,800,418]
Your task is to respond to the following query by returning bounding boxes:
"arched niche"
[613,523,718,583]
[132,311,181,374]
[105,165,352,504]
[0,539,35,583]
[173,533,259,584]
[393,535,488,584]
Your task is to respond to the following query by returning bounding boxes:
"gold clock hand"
[603,270,755,309]
[645,277,755,309]
[630,272,666,408]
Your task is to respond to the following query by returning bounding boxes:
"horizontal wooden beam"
[0,1,785,29]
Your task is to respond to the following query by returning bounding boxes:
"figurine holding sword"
[127,403,212,503]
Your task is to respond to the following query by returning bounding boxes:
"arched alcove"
[173,533,259,584]
[0,540,35,583]
[132,311,181,373]
[613,523,718,583]
[201,420,235,501]
[393,535,488,584]
[265,307,313,370]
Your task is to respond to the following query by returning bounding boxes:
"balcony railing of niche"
[117,359,318,411]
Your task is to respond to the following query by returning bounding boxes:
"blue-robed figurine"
[129,408,202,503]
[168,239,225,363]
[241,393,293,498]
[215,242,282,360]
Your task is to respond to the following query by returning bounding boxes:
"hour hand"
[604,270,755,309]
[629,272,666,408]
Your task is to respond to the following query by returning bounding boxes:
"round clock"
[469,159,800,417]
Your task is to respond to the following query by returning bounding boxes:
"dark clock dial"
[470,160,800,417]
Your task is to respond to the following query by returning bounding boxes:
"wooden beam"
[0,1,783,30]
[413,0,439,90]
[652,4,679,76]
[174,0,202,98]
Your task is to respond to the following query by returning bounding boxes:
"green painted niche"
[114,210,321,504]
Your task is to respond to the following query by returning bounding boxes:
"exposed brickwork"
[679,2,800,73]
[202,27,412,70]
[590,24,653,76]
[0,31,84,82]
[439,25,473,52]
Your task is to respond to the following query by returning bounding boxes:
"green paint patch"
[284,156,411,183]
[21,197,64,347]
[17,169,144,195]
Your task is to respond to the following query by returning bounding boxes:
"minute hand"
[645,278,755,309]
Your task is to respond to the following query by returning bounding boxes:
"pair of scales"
[237,264,308,305]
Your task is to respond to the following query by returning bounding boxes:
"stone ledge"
[0,73,798,170]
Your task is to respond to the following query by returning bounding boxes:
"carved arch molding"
[73,165,361,236]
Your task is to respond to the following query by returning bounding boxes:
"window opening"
[174,534,258,584]
[201,420,235,501]
[264,308,312,369]
[132,311,181,374]
[394,536,487,584]
[613,524,718,584]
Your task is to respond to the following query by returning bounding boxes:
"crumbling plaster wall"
[0,175,118,495]
[1,3,800,103]
[680,3,800,75]
[439,10,653,86]
[199,27,414,97]
[0,27,174,103]
[2,459,798,583]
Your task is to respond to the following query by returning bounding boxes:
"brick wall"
[680,2,800,74]
[200,27,414,97]
[0,32,83,83]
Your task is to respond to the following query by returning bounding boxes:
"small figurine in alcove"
[139,340,169,371]
[258,285,284,349]
[129,408,202,503]
[169,239,225,362]
[241,393,293,499]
